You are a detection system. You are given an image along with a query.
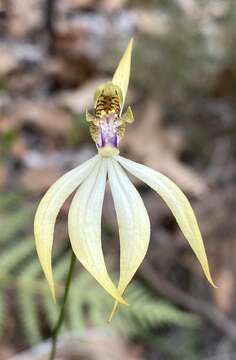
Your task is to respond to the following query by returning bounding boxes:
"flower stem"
[49,250,76,360]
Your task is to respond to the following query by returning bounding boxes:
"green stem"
[49,251,76,360]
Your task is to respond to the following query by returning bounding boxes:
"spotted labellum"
[34,39,215,320]
[86,83,134,152]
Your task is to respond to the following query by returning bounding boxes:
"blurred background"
[0,0,236,359]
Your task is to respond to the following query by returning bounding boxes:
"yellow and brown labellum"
[86,83,134,154]
[95,84,121,118]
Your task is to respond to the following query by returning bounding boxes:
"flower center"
[95,89,121,152]
[87,84,125,157]
[97,113,119,147]
[98,145,120,157]
[86,82,134,157]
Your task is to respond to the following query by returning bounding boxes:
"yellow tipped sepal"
[117,156,216,289]
[34,156,99,301]
[112,38,133,108]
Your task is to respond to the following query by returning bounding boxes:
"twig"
[139,262,236,343]
[45,0,56,53]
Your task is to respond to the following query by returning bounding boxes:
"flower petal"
[108,159,150,319]
[117,156,216,288]
[34,155,99,301]
[68,157,126,305]
[112,38,133,109]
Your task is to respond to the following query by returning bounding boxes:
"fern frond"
[43,294,59,331]
[0,237,34,272]
[18,281,42,345]
[19,255,42,278]
[67,283,84,330]
[0,208,33,244]
[0,192,24,210]
[53,252,71,282]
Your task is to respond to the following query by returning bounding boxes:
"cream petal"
[112,39,133,110]
[34,155,99,301]
[117,156,216,287]
[108,159,150,319]
[68,157,126,305]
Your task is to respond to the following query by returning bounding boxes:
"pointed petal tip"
[43,266,56,302]
[108,299,129,322]
[207,274,217,288]
[212,282,217,289]
[108,301,118,322]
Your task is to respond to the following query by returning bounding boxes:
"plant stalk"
[49,251,76,360]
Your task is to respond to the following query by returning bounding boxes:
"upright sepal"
[112,39,133,109]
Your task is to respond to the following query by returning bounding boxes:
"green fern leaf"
[18,281,42,345]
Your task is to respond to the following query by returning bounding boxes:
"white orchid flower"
[34,39,215,320]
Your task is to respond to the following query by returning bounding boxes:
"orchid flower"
[34,39,215,320]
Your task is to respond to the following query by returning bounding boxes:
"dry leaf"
[213,268,235,314]
[57,77,108,114]
[7,0,43,38]
[99,0,128,12]
[10,101,73,138]
[122,100,208,196]
[19,168,64,192]
[0,45,18,76]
